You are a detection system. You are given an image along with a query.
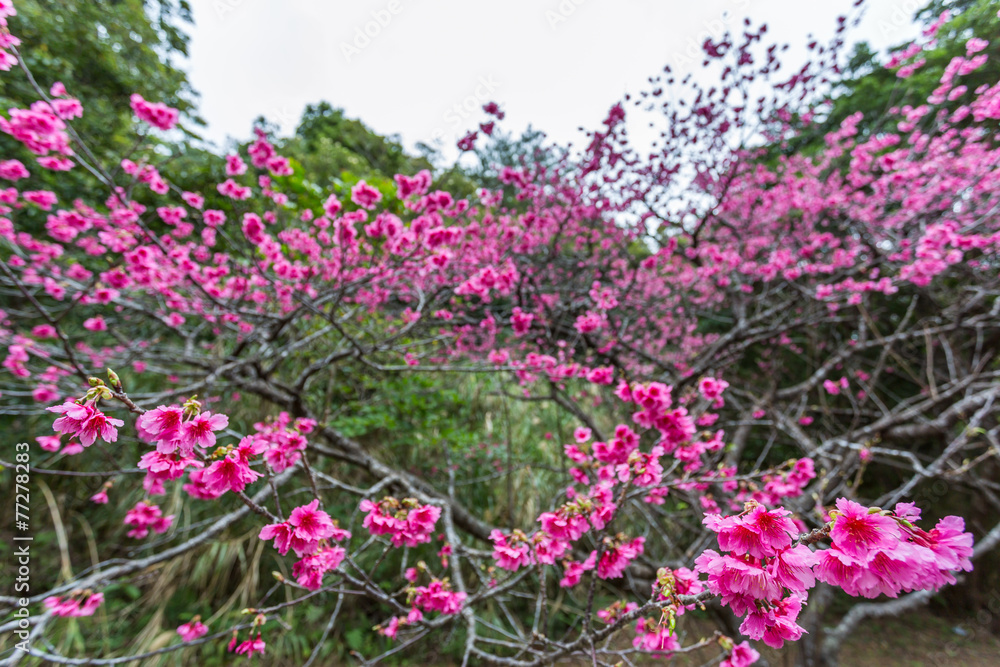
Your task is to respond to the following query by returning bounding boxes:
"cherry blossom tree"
[1,1,998,665]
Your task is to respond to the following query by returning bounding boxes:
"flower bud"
[106,368,122,390]
[182,395,202,417]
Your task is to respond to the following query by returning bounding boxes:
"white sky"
[185,0,925,161]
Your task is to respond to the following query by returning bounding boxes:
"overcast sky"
[185,0,924,160]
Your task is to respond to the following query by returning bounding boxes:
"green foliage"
[276,102,478,203]
[192,102,480,220]
[0,0,199,202]
[286,102,423,186]
[469,125,567,210]
[777,0,1000,157]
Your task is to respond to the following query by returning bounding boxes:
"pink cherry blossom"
[350,180,382,209]
[829,498,900,562]
[721,641,760,667]
[292,546,345,590]
[44,592,103,617]
[203,449,261,494]
[0,159,28,179]
[597,536,645,579]
[181,411,229,448]
[413,579,466,615]
[129,94,179,130]
[47,401,123,446]
[633,617,680,656]
[232,633,266,657]
[490,529,534,571]
[123,501,174,539]
[289,498,335,542]
[177,619,208,642]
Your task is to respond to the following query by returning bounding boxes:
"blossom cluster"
[129,94,179,131]
[696,499,974,648]
[135,400,230,495]
[360,496,442,548]
[47,399,123,447]
[259,499,350,589]
[44,592,104,618]
[411,579,466,615]
[123,500,174,539]
[0,101,73,158]
[816,499,974,598]
[177,618,208,642]
[229,633,266,657]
